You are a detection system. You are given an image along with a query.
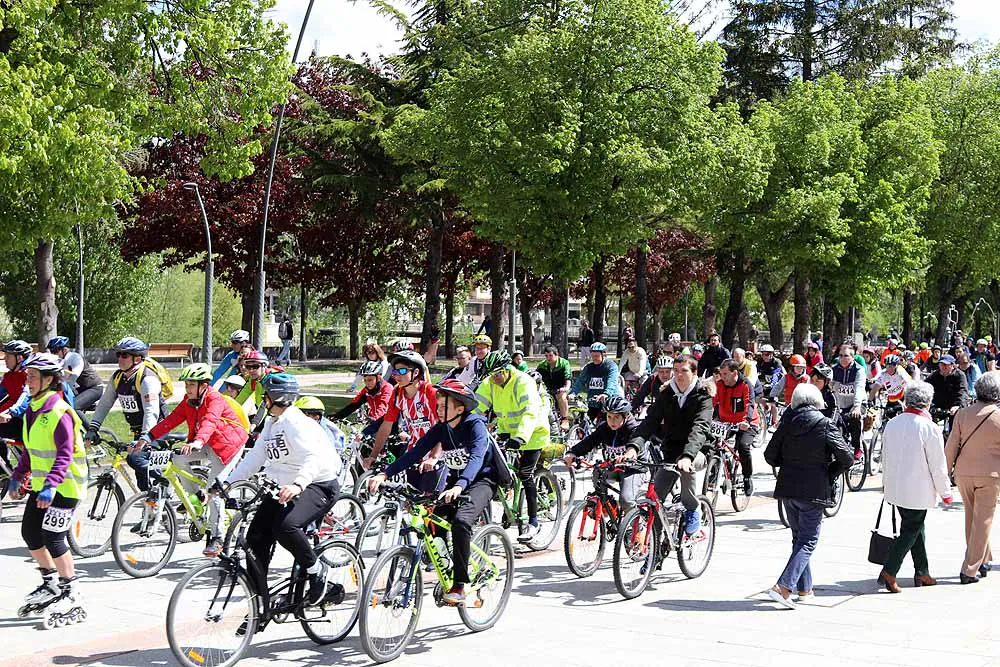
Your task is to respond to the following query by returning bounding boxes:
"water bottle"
[432,536,451,570]
[188,491,205,517]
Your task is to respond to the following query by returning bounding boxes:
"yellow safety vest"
[23,391,88,499]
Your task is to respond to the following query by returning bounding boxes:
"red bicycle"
[563,459,623,577]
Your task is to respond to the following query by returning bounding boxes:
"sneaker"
[795,591,814,603]
[768,585,797,609]
[306,562,329,605]
[442,585,465,606]
[743,477,753,496]
[202,538,223,557]
[682,509,700,536]
[853,448,863,462]
[517,523,540,543]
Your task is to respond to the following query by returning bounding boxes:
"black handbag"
[868,499,898,565]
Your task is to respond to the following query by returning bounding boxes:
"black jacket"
[629,379,713,463]
[927,369,970,412]
[631,374,665,410]
[697,345,731,376]
[571,416,647,461]
[764,406,853,507]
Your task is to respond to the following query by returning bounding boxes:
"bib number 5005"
[42,506,75,533]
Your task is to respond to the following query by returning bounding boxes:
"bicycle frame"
[574,461,621,540]
[145,454,214,535]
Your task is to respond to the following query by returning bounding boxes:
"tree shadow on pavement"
[69,555,206,584]
[714,516,788,533]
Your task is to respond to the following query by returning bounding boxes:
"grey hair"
[790,382,825,410]
[904,381,934,409]
[975,371,1000,403]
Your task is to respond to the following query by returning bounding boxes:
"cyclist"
[804,341,823,375]
[922,344,943,376]
[46,336,104,419]
[619,337,648,390]
[440,346,473,383]
[731,348,758,385]
[570,342,621,420]
[628,355,712,535]
[366,379,507,606]
[331,360,394,436]
[222,373,342,606]
[234,350,273,425]
[537,345,573,427]
[475,350,549,542]
[769,354,809,425]
[879,337,902,366]
[563,395,648,514]
[714,359,758,496]
[809,363,837,419]
[348,342,391,391]
[697,332,730,377]
[870,354,911,421]
[136,363,246,556]
[463,334,494,385]
[0,340,32,444]
[632,356,673,412]
[363,351,444,493]
[927,354,970,425]
[915,342,932,366]
[902,350,921,379]
[211,329,255,387]
[296,396,351,489]
[219,377,251,431]
[511,350,528,373]
[861,347,882,390]
[7,353,88,620]
[957,352,981,400]
[973,339,996,373]
[831,343,867,461]
[757,344,785,426]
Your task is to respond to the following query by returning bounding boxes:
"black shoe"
[323,583,345,605]
[960,573,980,585]
[306,563,329,605]
[980,563,991,578]
[743,477,753,496]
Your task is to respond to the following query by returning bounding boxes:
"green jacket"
[475,367,548,450]
[235,374,269,408]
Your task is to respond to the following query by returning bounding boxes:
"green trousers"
[883,507,929,577]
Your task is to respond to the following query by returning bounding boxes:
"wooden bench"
[148,343,195,365]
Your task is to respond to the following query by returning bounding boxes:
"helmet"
[692,344,704,353]
[810,363,833,381]
[243,350,269,364]
[434,378,479,411]
[222,375,246,390]
[46,336,70,352]
[391,339,414,353]
[230,329,250,344]
[668,333,681,344]
[359,360,383,376]
[789,354,806,367]
[603,395,632,415]
[115,336,148,356]
[512,349,525,358]
[527,369,543,384]
[656,355,674,369]
[472,334,492,347]
[262,372,299,407]
[863,346,875,356]
[883,354,901,366]
[179,363,213,382]
[919,342,929,349]
[3,340,33,356]
[903,350,915,360]
[388,350,428,377]
[590,342,608,354]
[978,338,988,346]
[759,344,775,354]
[23,352,63,375]
[294,395,326,414]
[478,350,512,377]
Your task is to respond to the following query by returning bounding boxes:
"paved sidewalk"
[1,448,997,667]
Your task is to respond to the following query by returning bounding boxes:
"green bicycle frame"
[150,459,213,535]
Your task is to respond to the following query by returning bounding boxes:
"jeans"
[276,339,292,364]
[778,499,824,593]
[883,507,929,577]
[653,451,706,512]
[127,449,152,492]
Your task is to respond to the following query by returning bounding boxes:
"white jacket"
[881,411,951,509]
[225,406,341,489]
[619,347,648,377]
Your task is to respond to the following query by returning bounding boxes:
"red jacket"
[150,388,244,464]
[805,352,823,375]
[714,375,759,426]
[355,381,393,420]
[784,372,809,404]
[0,368,25,413]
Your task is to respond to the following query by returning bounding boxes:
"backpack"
[278,321,291,339]
[113,358,175,399]
[488,434,514,487]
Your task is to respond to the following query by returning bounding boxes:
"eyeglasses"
[116,352,132,359]
[392,367,411,375]
[244,363,264,370]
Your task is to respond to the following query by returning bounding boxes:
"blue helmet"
[262,372,300,407]
[46,336,71,352]
[590,342,607,354]
[115,336,148,356]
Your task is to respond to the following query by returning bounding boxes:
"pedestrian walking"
[276,313,293,364]
[878,381,953,592]
[946,370,1000,583]
[764,382,853,608]
[578,320,595,364]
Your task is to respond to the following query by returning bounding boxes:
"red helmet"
[434,379,479,411]
[243,350,268,364]
[789,354,806,367]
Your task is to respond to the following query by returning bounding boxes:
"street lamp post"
[184,183,213,364]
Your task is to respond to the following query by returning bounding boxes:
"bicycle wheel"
[320,494,366,542]
[355,471,384,510]
[824,476,845,518]
[166,561,256,667]
[69,476,125,557]
[112,491,178,578]
[517,470,563,551]
[301,540,364,645]
[777,497,790,528]
[702,456,721,509]
[612,506,658,600]
[845,453,867,492]
[359,545,422,664]
[677,496,715,578]
[355,507,396,563]
[548,459,576,506]
[866,428,883,477]
[460,524,514,632]
[565,424,586,451]
[729,459,752,513]
[563,500,606,578]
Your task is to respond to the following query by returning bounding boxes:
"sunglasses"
[244,363,264,370]
[392,367,411,375]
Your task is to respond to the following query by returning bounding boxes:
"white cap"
[222,375,246,389]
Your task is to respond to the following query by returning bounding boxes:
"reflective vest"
[475,368,549,450]
[24,391,88,499]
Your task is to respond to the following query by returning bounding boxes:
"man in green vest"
[8,353,88,623]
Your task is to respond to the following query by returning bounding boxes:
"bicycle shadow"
[714,516,788,533]
[510,562,688,606]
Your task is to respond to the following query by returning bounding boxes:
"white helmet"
[230,329,251,344]
[759,344,775,354]
[668,332,681,345]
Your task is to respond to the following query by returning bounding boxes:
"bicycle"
[358,482,513,663]
[488,440,564,551]
[841,409,868,492]
[563,459,623,577]
[702,422,753,512]
[777,475,845,526]
[866,402,901,477]
[0,438,30,521]
[166,480,364,667]
[612,462,715,599]
[111,440,258,578]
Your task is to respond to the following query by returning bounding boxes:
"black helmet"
[810,363,833,381]
[603,395,632,415]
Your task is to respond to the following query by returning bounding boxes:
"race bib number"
[835,382,854,396]
[409,417,431,432]
[119,395,139,413]
[710,421,730,438]
[42,506,74,533]
[605,445,627,459]
[266,435,291,462]
[148,450,172,470]
[443,448,471,471]
[588,377,605,391]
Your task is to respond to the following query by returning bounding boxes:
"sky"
[270,0,1000,61]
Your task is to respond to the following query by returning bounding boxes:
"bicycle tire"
[777,497,790,528]
[845,454,867,492]
[319,493,366,542]
[702,456,721,509]
[354,507,395,562]
[459,524,514,632]
[729,459,752,513]
[677,496,715,579]
[166,561,256,667]
[563,501,606,578]
[824,476,845,518]
[548,459,577,507]
[866,427,883,477]
[359,544,422,663]
[612,506,658,599]
[301,539,364,645]
[112,490,178,578]
[517,469,563,551]
[69,476,125,558]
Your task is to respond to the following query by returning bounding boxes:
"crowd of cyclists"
[0,323,982,654]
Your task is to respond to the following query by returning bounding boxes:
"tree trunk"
[550,284,569,357]
[792,271,811,354]
[298,284,307,362]
[902,288,913,346]
[421,213,446,350]
[488,242,507,350]
[756,274,793,350]
[833,307,848,353]
[634,246,648,350]
[720,256,748,350]
[592,257,607,341]
[347,300,361,360]
[737,304,752,349]
[520,288,533,357]
[702,277,718,339]
[444,274,457,357]
[36,239,58,346]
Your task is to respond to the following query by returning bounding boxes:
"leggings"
[22,491,79,559]
[245,479,338,572]
[516,449,542,519]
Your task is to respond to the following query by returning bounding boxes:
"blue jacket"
[385,413,500,490]
[211,350,241,386]
[571,359,621,402]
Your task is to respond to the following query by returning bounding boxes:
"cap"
[932,344,942,351]
[940,354,956,364]
[977,339,988,346]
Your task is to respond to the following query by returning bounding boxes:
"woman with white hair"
[879,381,953,592]
[764,382,853,608]
[946,370,1000,584]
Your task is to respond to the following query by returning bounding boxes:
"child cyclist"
[367,379,507,606]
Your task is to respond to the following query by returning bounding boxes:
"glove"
[84,429,99,443]
[508,437,526,450]
[37,485,55,505]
